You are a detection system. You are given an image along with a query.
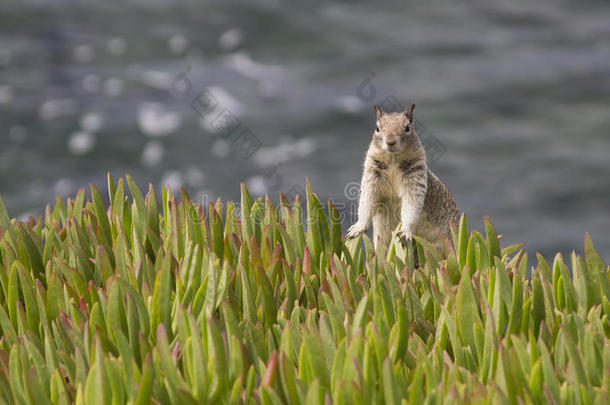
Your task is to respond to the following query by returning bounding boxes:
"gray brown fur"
[346,104,460,251]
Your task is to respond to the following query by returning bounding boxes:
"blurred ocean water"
[1,0,609,259]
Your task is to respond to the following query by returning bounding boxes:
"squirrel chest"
[366,156,427,202]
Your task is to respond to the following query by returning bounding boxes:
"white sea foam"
[160,170,184,192]
[39,98,78,120]
[197,86,244,130]
[140,70,174,90]
[253,137,316,167]
[211,139,231,158]
[337,95,365,113]
[205,86,243,115]
[141,141,164,167]
[138,102,182,137]
[54,178,74,195]
[68,131,96,155]
[107,37,127,55]
[103,78,124,97]
[219,28,243,51]
[169,35,188,54]
[223,52,283,80]
[80,112,104,132]
[246,175,267,195]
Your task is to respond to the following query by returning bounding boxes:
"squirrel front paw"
[396,229,413,246]
[346,223,368,239]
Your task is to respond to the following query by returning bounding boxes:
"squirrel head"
[372,104,421,154]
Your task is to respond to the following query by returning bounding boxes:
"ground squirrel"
[346,104,460,252]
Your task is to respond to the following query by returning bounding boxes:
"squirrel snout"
[386,140,397,147]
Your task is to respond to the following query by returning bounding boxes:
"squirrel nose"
[386,140,396,147]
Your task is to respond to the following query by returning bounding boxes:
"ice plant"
[0,174,608,404]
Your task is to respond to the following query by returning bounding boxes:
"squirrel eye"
[375,125,380,132]
[405,123,411,133]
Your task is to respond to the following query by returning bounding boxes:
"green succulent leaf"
[0,177,606,405]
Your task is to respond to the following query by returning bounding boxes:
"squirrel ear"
[405,104,415,121]
[373,104,384,118]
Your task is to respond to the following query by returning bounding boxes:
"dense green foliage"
[0,174,608,404]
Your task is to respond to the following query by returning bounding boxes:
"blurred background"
[1,0,609,260]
